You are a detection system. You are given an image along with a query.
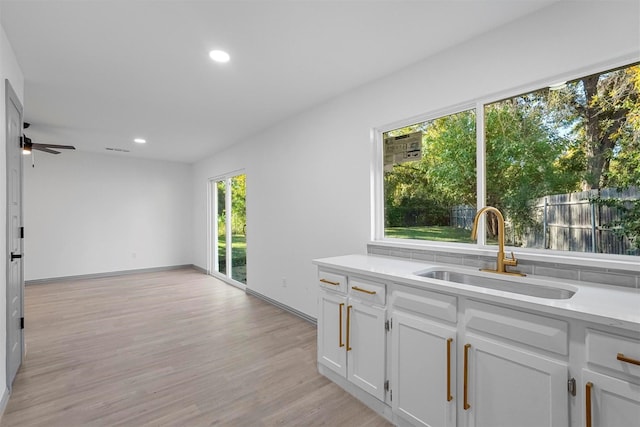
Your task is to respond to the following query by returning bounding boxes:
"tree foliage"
[217,175,246,236]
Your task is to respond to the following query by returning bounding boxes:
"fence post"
[543,197,548,249]
[590,200,597,253]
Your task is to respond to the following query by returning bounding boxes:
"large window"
[379,62,640,257]
[211,173,247,284]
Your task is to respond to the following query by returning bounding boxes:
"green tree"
[384,110,475,228]
[547,65,640,190]
[485,96,582,237]
[217,174,247,236]
[230,174,246,235]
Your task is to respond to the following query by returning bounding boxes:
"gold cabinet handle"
[339,303,345,348]
[617,352,640,366]
[351,286,377,295]
[346,305,352,351]
[320,278,340,286]
[586,382,593,427]
[463,343,471,410]
[446,338,453,402]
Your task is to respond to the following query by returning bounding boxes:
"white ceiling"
[1,0,555,163]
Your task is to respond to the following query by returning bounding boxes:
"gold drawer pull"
[446,338,453,402]
[320,278,340,286]
[352,286,377,295]
[585,382,593,427]
[617,353,640,366]
[346,305,352,351]
[339,303,344,348]
[463,343,471,410]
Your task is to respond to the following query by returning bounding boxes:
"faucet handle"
[504,251,518,266]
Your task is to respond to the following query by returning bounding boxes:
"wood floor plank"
[1,269,391,426]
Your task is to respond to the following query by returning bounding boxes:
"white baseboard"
[246,288,316,325]
[25,264,197,285]
[0,387,10,422]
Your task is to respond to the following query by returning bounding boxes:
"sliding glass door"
[211,173,247,284]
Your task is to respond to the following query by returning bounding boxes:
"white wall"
[1,16,25,410]
[24,151,193,281]
[192,1,640,318]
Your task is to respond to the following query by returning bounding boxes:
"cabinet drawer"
[586,329,640,380]
[391,288,457,323]
[465,300,568,355]
[318,271,347,293]
[349,279,386,306]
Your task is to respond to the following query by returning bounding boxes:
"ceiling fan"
[21,122,76,155]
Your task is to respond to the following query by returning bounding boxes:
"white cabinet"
[392,311,457,427]
[461,301,569,427]
[390,288,458,427]
[582,329,640,427]
[317,272,387,402]
[347,300,386,400]
[317,289,347,377]
[390,293,568,427]
[582,370,640,427]
[316,263,638,427]
[463,334,568,427]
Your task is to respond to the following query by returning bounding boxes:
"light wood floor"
[1,269,391,426]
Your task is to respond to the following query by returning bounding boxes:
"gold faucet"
[471,206,525,276]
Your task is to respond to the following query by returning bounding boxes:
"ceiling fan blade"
[34,146,60,155]
[32,143,75,150]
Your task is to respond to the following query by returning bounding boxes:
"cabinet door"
[317,290,347,377]
[392,311,456,427]
[582,369,640,427]
[347,300,386,401]
[463,335,568,427]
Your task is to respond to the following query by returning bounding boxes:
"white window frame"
[371,54,640,272]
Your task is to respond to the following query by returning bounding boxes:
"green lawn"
[218,234,246,260]
[218,234,247,283]
[385,226,497,244]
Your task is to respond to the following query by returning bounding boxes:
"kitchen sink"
[415,269,576,300]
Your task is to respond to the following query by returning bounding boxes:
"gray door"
[5,79,24,390]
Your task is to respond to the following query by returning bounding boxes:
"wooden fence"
[451,187,639,255]
[521,188,638,255]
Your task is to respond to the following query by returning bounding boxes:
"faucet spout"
[471,206,524,276]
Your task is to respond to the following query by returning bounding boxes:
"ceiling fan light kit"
[21,122,76,155]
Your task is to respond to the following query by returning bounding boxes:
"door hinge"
[568,377,576,396]
[384,380,389,391]
[385,318,392,331]
[390,390,392,402]
[20,227,24,239]
[20,317,24,329]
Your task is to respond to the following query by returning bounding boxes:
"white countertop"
[313,254,640,332]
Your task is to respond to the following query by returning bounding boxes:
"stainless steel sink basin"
[415,269,576,299]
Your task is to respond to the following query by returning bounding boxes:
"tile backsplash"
[368,243,640,289]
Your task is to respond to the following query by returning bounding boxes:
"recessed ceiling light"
[134,138,146,144]
[209,49,230,63]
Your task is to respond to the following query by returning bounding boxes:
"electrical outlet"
[282,277,287,287]
[132,252,137,259]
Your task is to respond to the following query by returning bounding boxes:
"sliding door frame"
[207,169,246,289]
